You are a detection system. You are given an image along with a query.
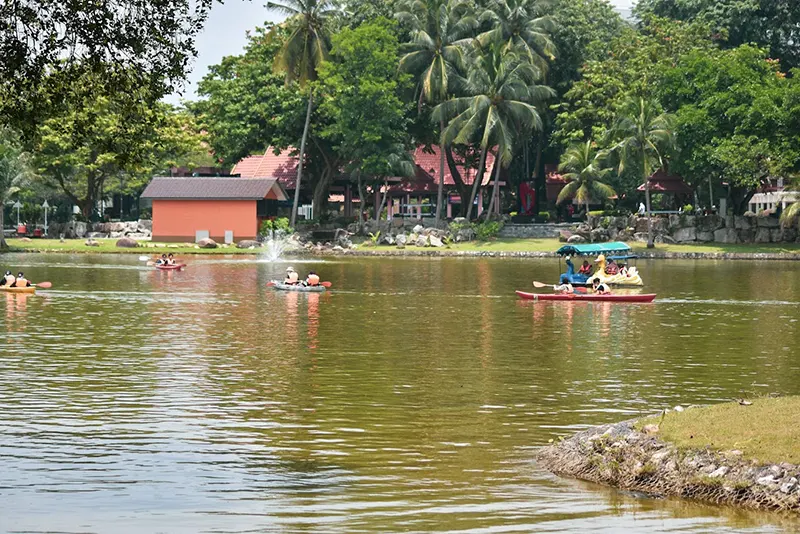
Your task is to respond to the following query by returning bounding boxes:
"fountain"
[260,230,288,262]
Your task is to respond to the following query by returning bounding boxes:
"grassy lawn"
[3,238,261,255]
[638,397,800,464]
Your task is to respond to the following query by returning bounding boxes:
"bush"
[539,211,551,222]
[448,220,472,233]
[588,210,605,217]
[259,217,292,236]
[683,204,693,213]
[474,220,504,241]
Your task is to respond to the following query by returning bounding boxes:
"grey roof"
[141,177,287,200]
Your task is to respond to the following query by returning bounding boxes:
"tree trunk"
[375,180,389,223]
[311,167,332,219]
[435,120,446,226]
[356,171,366,234]
[533,136,544,215]
[708,176,714,212]
[291,89,314,228]
[586,201,592,243]
[645,168,654,248]
[444,145,471,217]
[487,156,502,216]
[465,145,488,221]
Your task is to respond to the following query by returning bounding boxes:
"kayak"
[516,290,656,303]
[0,286,36,294]
[269,281,326,293]
[155,263,186,271]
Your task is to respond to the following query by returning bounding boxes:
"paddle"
[532,280,588,294]
[33,282,52,289]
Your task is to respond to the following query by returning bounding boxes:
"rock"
[633,232,649,243]
[697,215,724,232]
[452,217,467,225]
[86,232,108,239]
[115,237,138,248]
[407,232,418,243]
[382,234,396,245]
[559,230,573,242]
[754,228,772,243]
[655,234,676,244]
[634,217,650,234]
[395,233,407,246]
[197,237,217,249]
[756,475,776,486]
[415,236,427,247]
[391,217,405,228]
[713,228,739,244]
[756,216,779,228]
[74,221,88,238]
[590,228,609,242]
[237,240,262,249]
[672,227,697,243]
[455,228,475,242]
[734,216,751,230]
[20,237,32,242]
[137,219,153,232]
[429,235,444,247]
[395,243,405,249]
[642,424,659,434]
[567,234,586,243]
[709,466,729,478]
[412,224,424,234]
[696,231,714,242]
[85,239,100,247]
[673,405,684,412]
[772,228,797,243]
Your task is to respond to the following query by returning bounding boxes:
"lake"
[1,253,798,533]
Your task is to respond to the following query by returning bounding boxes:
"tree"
[396,0,477,224]
[780,184,800,229]
[268,0,335,228]
[0,129,29,250]
[478,0,556,73]
[634,0,800,70]
[0,0,213,135]
[434,44,553,219]
[317,18,412,228]
[610,97,675,248]
[34,73,207,218]
[556,140,615,236]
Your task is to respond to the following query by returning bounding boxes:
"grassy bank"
[639,397,800,464]
[3,236,800,257]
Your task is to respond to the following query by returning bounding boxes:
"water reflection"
[0,254,798,533]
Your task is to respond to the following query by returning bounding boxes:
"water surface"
[1,253,798,533]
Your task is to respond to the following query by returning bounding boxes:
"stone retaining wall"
[498,223,575,239]
[538,417,800,514]
[48,220,152,240]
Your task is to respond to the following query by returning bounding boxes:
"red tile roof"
[231,147,299,188]
[413,145,496,186]
[638,169,693,194]
[141,177,288,200]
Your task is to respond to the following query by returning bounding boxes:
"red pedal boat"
[155,263,186,271]
[515,290,656,303]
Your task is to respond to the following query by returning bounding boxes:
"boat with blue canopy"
[554,242,644,286]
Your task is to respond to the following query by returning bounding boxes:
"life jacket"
[605,263,619,275]
[167,259,176,266]
[578,264,592,274]
[2,274,15,285]
[306,274,320,286]
[285,272,299,284]
[13,277,28,287]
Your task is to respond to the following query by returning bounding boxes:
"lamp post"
[13,201,21,226]
[42,200,50,236]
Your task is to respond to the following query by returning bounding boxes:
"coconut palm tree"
[779,183,800,229]
[477,0,555,73]
[610,97,674,248]
[267,0,335,227]
[433,44,553,220]
[0,129,29,250]
[556,140,616,239]
[396,0,477,224]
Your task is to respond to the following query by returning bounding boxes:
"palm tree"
[477,0,555,73]
[396,0,477,225]
[556,140,616,239]
[779,183,800,229]
[433,44,553,220]
[0,129,28,250]
[267,0,334,228]
[610,97,674,248]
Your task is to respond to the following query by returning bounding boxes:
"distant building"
[140,177,288,242]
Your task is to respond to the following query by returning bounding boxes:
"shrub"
[539,211,551,222]
[448,221,472,233]
[588,210,605,217]
[474,220,504,241]
[259,217,292,236]
[683,204,693,213]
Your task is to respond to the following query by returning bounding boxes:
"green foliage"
[683,204,693,212]
[259,217,293,235]
[557,140,616,213]
[474,220,504,241]
[368,230,381,244]
[0,128,31,249]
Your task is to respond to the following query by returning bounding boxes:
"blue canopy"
[556,241,632,256]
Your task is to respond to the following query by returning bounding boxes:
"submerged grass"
[639,397,800,464]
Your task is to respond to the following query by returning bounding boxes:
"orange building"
[141,177,288,242]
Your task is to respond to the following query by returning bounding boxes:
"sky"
[165,0,636,105]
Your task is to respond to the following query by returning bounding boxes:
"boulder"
[412,224,424,234]
[20,237,32,242]
[391,217,405,228]
[85,239,100,247]
[237,240,262,249]
[713,228,739,244]
[754,228,772,243]
[137,219,153,232]
[634,217,649,234]
[87,232,108,239]
[697,215,724,232]
[454,228,474,242]
[655,234,676,244]
[415,236,427,247]
[395,233,407,246]
[696,231,714,242]
[559,230,573,242]
[738,229,755,243]
[772,228,797,243]
[116,237,138,248]
[567,234,586,243]
[672,227,697,243]
[734,216,751,230]
[590,228,609,242]
[197,237,218,249]
[633,232,649,243]
[74,221,88,238]
[756,215,780,228]
[382,234,396,246]
[108,222,126,232]
[429,235,444,247]
[407,232,418,243]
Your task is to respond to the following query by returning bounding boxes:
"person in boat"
[166,253,176,266]
[553,282,574,294]
[0,270,16,286]
[578,260,592,275]
[284,267,300,285]
[592,277,610,295]
[155,254,168,266]
[12,272,31,288]
[605,259,619,275]
[305,271,320,287]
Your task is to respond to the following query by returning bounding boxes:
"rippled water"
[1,253,798,533]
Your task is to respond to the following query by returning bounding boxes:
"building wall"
[152,200,257,242]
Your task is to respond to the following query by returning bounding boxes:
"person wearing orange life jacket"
[0,270,16,286]
[305,271,320,287]
[284,267,300,285]
[166,253,177,266]
[12,272,31,288]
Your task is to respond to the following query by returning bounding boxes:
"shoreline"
[538,409,800,515]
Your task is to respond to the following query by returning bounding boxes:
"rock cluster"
[50,220,153,240]
[538,413,800,514]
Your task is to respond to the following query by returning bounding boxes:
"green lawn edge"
[637,397,800,465]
